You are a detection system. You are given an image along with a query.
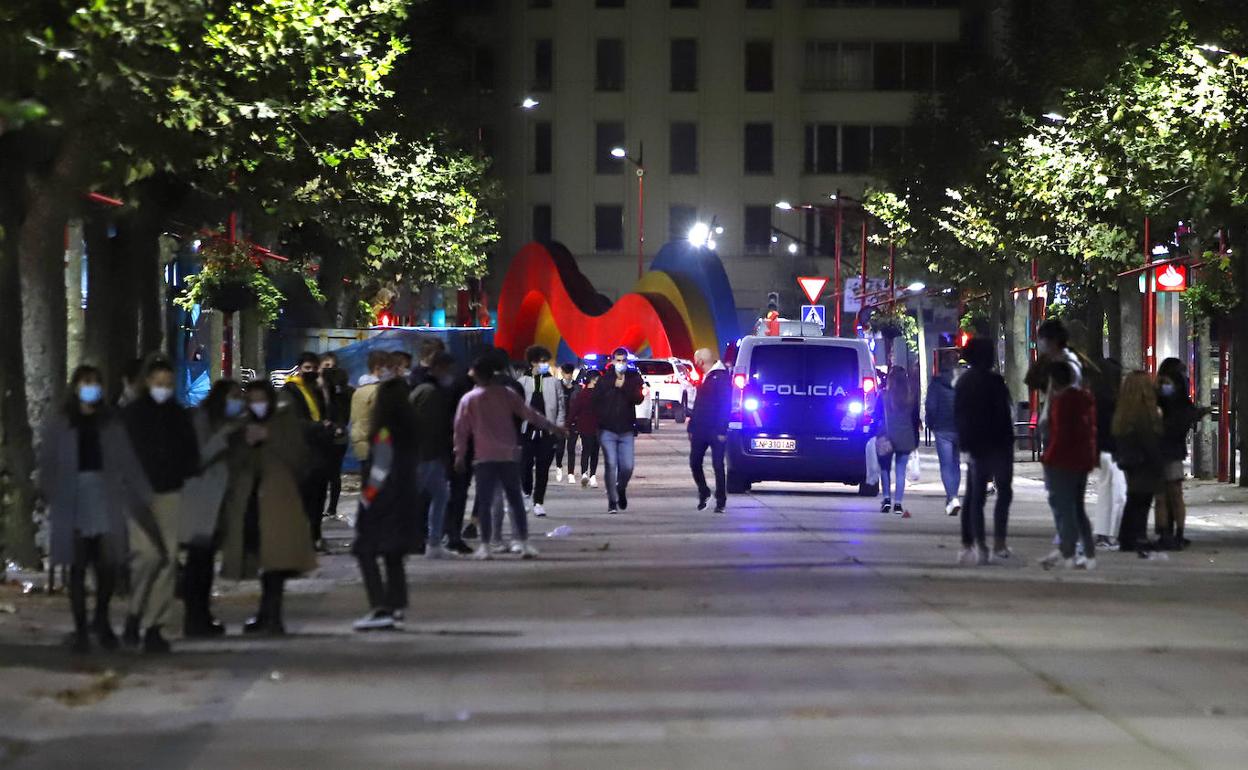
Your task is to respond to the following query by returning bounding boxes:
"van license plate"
[751,438,796,452]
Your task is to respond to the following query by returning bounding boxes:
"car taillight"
[733,374,747,389]
[862,377,876,395]
[689,371,700,384]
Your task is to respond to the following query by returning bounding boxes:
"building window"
[935,43,959,89]
[669,204,697,241]
[804,41,872,91]
[803,124,838,174]
[472,46,496,92]
[596,38,625,91]
[533,39,553,92]
[873,126,904,169]
[744,206,773,254]
[533,204,552,242]
[873,42,904,90]
[671,39,698,92]
[744,40,773,92]
[745,0,773,8]
[595,122,625,174]
[669,122,698,174]
[671,0,698,6]
[529,0,552,7]
[534,122,552,174]
[744,122,773,175]
[597,0,625,6]
[595,205,624,252]
[841,125,871,173]
[904,42,935,89]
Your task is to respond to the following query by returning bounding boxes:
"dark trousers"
[570,433,600,476]
[475,461,529,544]
[69,534,116,634]
[1044,467,1095,559]
[690,434,727,508]
[963,450,1014,548]
[301,467,332,543]
[325,443,349,517]
[357,553,407,611]
[256,571,292,628]
[182,543,217,629]
[448,458,474,541]
[1118,481,1154,550]
[554,435,568,469]
[521,433,556,504]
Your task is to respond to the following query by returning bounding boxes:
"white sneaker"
[589,475,599,488]
[1075,555,1097,571]
[425,545,456,560]
[490,541,510,554]
[957,547,979,566]
[518,542,539,560]
[581,473,589,488]
[353,609,396,632]
[509,541,526,555]
[523,495,533,512]
[1039,549,1065,570]
[472,545,493,561]
[945,499,961,517]
[533,503,547,517]
[555,468,564,482]
[568,474,578,485]
[977,546,991,566]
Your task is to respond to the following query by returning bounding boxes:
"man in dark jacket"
[284,352,334,551]
[593,347,645,514]
[925,352,960,517]
[121,357,200,653]
[411,352,458,558]
[688,348,731,513]
[954,338,1015,565]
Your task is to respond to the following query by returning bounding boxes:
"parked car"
[635,358,698,423]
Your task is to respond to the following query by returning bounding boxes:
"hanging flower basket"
[201,279,255,313]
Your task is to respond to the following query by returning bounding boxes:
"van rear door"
[742,343,865,451]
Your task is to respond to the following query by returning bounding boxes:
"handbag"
[875,407,894,456]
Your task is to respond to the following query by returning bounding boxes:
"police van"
[726,335,879,495]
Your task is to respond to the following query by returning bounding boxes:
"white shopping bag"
[865,438,881,485]
[906,452,921,483]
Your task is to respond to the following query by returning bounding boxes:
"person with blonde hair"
[1111,371,1163,553]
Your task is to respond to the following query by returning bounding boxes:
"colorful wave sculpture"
[495,240,740,362]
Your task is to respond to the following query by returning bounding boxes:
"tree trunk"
[1084,288,1104,360]
[1103,287,1122,363]
[1234,225,1248,486]
[0,235,41,568]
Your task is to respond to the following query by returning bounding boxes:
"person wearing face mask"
[119,357,200,653]
[219,381,316,635]
[283,352,334,551]
[409,352,460,559]
[1154,358,1208,550]
[1039,361,1099,570]
[39,366,151,654]
[178,380,247,637]
[408,338,447,390]
[553,363,577,483]
[688,348,732,514]
[319,353,354,520]
[567,370,602,487]
[1024,319,1083,449]
[518,345,566,518]
[593,347,645,514]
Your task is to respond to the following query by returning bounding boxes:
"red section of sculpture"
[495,242,694,360]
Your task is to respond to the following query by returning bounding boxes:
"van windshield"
[746,345,860,432]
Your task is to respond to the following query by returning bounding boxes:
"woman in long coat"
[219,381,316,635]
[179,380,246,637]
[38,365,151,653]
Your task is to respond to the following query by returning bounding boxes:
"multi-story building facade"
[468,0,963,316]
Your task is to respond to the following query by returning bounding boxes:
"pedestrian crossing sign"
[801,304,826,328]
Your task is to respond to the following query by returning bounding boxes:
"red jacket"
[1042,387,1098,473]
[567,387,600,436]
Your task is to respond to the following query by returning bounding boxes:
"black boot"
[122,615,142,648]
[93,612,119,651]
[143,626,171,654]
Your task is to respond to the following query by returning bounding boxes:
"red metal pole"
[1143,217,1155,373]
[887,237,895,308]
[833,197,842,336]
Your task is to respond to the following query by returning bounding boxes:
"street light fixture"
[906,281,926,293]
[1042,112,1067,123]
[518,97,540,110]
[687,222,710,246]
[612,144,646,278]
[775,201,794,211]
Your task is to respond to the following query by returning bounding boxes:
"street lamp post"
[612,144,646,279]
[775,193,865,336]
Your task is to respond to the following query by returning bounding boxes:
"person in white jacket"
[517,345,566,517]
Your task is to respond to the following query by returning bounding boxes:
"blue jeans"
[473,462,528,544]
[599,430,635,507]
[934,432,961,504]
[879,451,910,505]
[1043,466,1094,559]
[415,460,449,545]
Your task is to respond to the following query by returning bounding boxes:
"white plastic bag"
[906,452,921,483]
[865,438,881,485]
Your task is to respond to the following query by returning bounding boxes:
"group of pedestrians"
[926,318,1205,570]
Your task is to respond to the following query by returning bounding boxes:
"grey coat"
[518,374,567,433]
[38,411,151,566]
[880,390,919,454]
[179,408,242,547]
